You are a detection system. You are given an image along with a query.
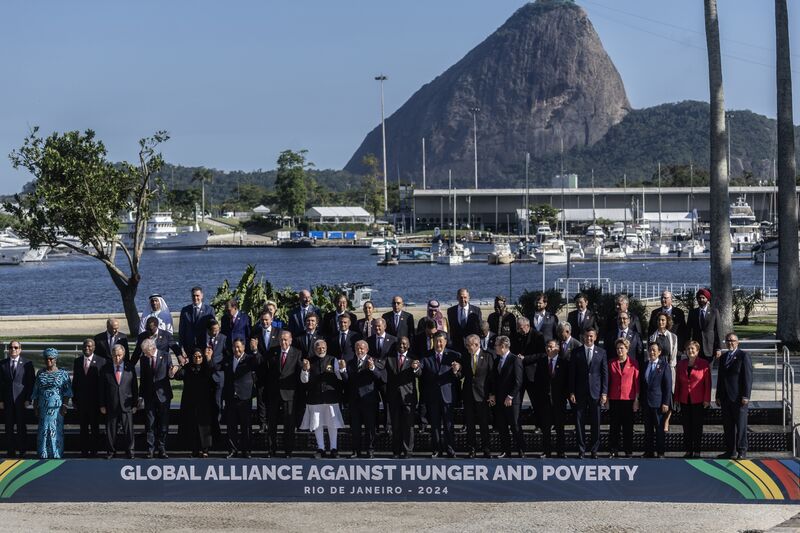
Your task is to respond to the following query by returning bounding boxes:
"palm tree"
[704,0,733,333]
[775,0,800,346]
[192,168,213,222]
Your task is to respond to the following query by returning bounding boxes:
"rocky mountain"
[344,0,631,185]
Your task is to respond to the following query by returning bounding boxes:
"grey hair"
[140,338,157,354]
[112,343,126,356]
[496,335,511,348]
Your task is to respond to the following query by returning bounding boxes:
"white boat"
[0,228,49,262]
[119,212,208,250]
[650,242,671,255]
[564,240,585,259]
[533,239,568,264]
[752,238,800,264]
[609,222,625,241]
[535,223,553,242]
[436,188,467,265]
[729,196,762,249]
[369,237,386,255]
[599,241,627,259]
[585,224,605,238]
[488,241,515,264]
[375,238,398,258]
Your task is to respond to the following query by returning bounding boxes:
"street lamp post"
[470,107,480,189]
[375,75,389,211]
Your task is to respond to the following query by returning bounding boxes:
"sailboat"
[437,188,465,265]
[650,163,670,255]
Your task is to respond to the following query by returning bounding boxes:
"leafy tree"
[192,168,213,220]
[4,128,169,334]
[361,153,383,222]
[275,149,311,225]
[529,204,560,228]
[165,188,201,219]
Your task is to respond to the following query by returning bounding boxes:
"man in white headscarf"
[139,294,174,334]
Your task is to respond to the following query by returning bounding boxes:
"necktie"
[84,357,91,375]
[301,308,306,324]
[579,311,585,326]
[395,314,400,329]
[562,341,568,355]
[436,353,442,368]
[358,358,364,370]
[340,332,346,353]
[152,355,157,371]
[11,360,17,378]
[725,350,735,366]
[461,308,467,327]
[399,353,405,368]
[281,351,287,369]
[498,356,504,372]
[378,337,383,352]
[646,362,654,381]
[472,352,478,376]
[586,347,592,364]
[481,337,487,350]
[700,309,706,329]
[550,358,556,377]
[194,306,199,321]
[619,330,625,339]
[115,366,122,384]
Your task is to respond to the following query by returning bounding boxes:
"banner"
[0,458,796,503]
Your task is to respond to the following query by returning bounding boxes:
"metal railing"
[554,278,778,302]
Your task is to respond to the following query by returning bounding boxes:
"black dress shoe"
[330,449,338,458]
[367,451,375,459]
[158,451,169,459]
[285,452,292,458]
[227,451,238,459]
[577,452,585,459]
[641,452,655,458]
[557,452,567,459]
[468,450,476,459]
[146,451,154,459]
[314,449,323,459]
[736,452,747,459]
[392,454,401,459]
[350,452,360,459]
[106,452,116,459]
[431,451,441,458]
[400,453,408,459]
[657,453,665,459]
[126,452,135,459]
[497,452,509,459]
[590,452,598,459]
[243,452,252,459]
[683,452,693,458]
[483,452,492,459]
[716,452,733,459]
[447,451,456,459]
[608,451,618,459]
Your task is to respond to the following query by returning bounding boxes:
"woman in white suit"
[648,312,679,431]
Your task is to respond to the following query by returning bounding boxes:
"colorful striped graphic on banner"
[686,459,800,501]
[0,460,65,499]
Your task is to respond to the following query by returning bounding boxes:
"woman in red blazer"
[675,340,712,458]
[607,338,640,458]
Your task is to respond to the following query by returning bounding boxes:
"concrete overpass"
[411,186,795,232]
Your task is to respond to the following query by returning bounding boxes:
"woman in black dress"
[173,348,215,457]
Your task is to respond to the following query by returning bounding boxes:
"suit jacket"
[567,308,598,340]
[716,349,753,403]
[322,310,358,339]
[461,349,495,402]
[413,332,451,355]
[293,330,322,358]
[221,311,251,350]
[674,358,712,405]
[532,354,570,408]
[266,346,302,401]
[487,311,517,339]
[605,313,642,340]
[93,331,130,361]
[251,325,280,358]
[131,330,180,367]
[99,362,138,414]
[639,356,673,408]
[385,352,421,405]
[530,311,559,343]
[557,337,582,358]
[196,332,227,385]
[328,329,361,361]
[138,352,174,407]
[179,303,215,354]
[648,306,688,347]
[608,358,640,401]
[605,328,645,365]
[221,352,260,401]
[0,357,34,406]
[71,354,107,408]
[512,328,545,360]
[367,333,397,360]
[477,332,496,352]
[569,345,608,403]
[287,305,321,336]
[447,304,482,351]
[687,306,724,360]
[419,349,462,405]
[382,310,416,341]
[493,353,523,403]
[343,356,386,403]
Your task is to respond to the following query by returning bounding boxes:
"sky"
[0,0,798,194]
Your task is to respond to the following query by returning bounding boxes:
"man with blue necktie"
[493,335,524,458]
[569,328,607,459]
[716,333,752,459]
[419,332,461,458]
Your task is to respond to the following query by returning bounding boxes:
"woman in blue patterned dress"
[31,348,73,459]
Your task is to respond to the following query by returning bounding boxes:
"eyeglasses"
[8,346,20,350]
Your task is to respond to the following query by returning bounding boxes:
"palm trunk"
[775,0,800,346]
[704,0,733,335]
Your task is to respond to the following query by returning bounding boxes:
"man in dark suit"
[251,310,280,434]
[493,335,524,458]
[477,320,497,352]
[93,318,130,361]
[384,336,421,458]
[557,323,582,358]
[198,319,227,439]
[640,342,673,458]
[322,293,358,339]
[514,316,544,424]
[179,286,215,358]
[569,328,608,458]
[99,344,138,459]
[414,318,451,354]
[293,313,322,358]
[419,331,462,457]
[72,338,107,457]
[138,337,175,458]
[604,294,643,341]
[687,288,723,362]
[567,293,598,341]
[287,289,321,337]
[462,334,495,458]
[605,312,644,366]
[367,318,396,433]
[222,339,260,458]
[341,340,386,458]
[530,293,559,343]
[221,299,251,351]
[647,290,687,347]
[0,341,34,458]
[487,295,517,339]
[265,331,303,457]
[716,333,753,459]
[328,314,361,362]
[534,339,571,457]
[447,288,482,354]
[131,316,181,367]
[382,295,416,343]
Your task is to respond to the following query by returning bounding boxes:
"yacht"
[729,196,762,249]
[436,241,469,265]
[369,237,386,255]
[535,223,553,242]
[488,241,515,265]
[564,240,585,259]
[119,212,208,250]
[589,241,627,259]
[533,239,568,264]
[585,224,605,238]
[0,228,49,263]
[752,238,800,264]
[650,242,670,256]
